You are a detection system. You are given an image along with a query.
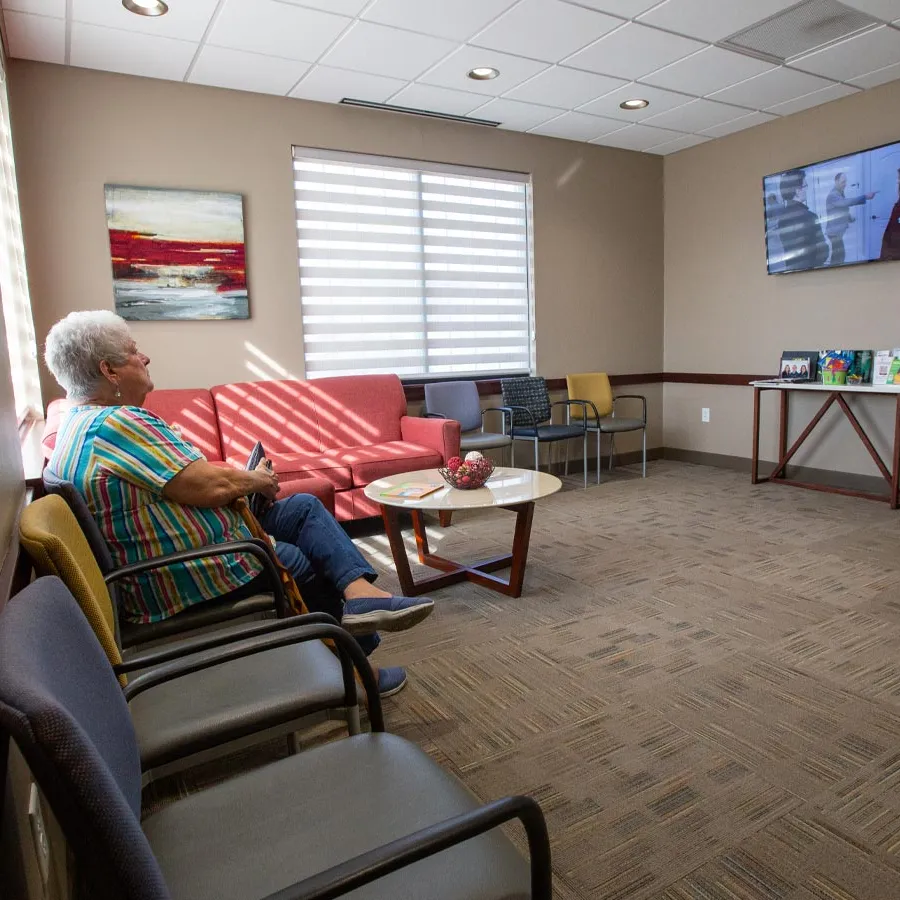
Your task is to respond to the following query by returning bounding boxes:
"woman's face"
[109,338,153,404]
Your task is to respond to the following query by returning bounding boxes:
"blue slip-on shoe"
[342,595,434,636]
[378,666,408,698]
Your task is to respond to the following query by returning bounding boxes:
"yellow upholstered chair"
[566,372,647,483]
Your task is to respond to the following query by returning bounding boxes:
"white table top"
[364,467,562,511]
[750,380,900,394]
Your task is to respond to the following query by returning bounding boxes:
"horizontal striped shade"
[293,147,533,380]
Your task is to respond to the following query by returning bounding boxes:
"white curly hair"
[44,310,134,402]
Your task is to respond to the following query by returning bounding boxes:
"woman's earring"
[114,386,122,399]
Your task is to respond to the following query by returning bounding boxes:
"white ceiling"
[3,0,900,155]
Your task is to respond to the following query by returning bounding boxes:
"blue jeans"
[259,494,380,654]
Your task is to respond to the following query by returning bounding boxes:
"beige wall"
[664,79,900,474]
[9,61,664,417]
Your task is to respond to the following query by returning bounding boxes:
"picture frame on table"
[778,351,816,381]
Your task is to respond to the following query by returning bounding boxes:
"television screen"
[763,139,900,274]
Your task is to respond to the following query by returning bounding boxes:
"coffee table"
[364,467,562,598]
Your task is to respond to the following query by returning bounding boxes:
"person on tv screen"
[881,168,900,262]
[778,168,829,272]
[825,172,876,266]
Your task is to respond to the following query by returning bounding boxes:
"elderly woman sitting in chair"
[44,310,433,697]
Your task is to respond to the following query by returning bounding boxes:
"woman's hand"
[252,458,280,501]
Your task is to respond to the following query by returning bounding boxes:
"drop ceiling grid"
[1,0,899,154]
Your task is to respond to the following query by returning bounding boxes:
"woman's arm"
[163,459,279,508]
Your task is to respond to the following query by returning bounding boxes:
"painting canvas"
[105,185,249,321]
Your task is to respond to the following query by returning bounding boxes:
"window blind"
[0,61,40,422]
[293,147,533,380]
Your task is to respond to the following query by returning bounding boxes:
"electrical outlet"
[701,407,710,423]
[28,782,51,892]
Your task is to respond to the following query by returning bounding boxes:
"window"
[293,147,533,380]
[0,60,39,422]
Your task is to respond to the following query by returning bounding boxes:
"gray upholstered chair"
[0,576,552,900]
[43,468,282,648]
[500,376,589,487]
[424,380,514,464]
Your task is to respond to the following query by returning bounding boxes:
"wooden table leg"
[777,390,788,479]
[893,396,900,510]
[380,504,417,596]
[505,502,535,598]
[751,387,761,484]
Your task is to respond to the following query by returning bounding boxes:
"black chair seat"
[512,424,585,442]
[130,638,346,771]
[460,430,513,452]
[119,592,276,648]
[144,732,530,900]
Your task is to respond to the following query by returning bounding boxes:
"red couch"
[43,374,460,521]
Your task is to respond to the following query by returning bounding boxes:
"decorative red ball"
[447,456,462,472]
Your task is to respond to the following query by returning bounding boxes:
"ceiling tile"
[709,66,834,108]
[528,109,623,139]
[564,22,704,81]
[837,0,900,22]
[470,0,622,63]
[3,0,64,15]
[278,0,369,14]
[289,66,407,104]
[208,0,351,62]
[765,82,860,115]
[699,110,778,137]
[791,25,900,82]
[188,46,310,95]
[389,83,488,115]
[70,21,197,80]
[578,82,692,121]
[590,122,686,150]
[565,0,660,16]
[638,0,799,43]
[419,45,548,95]
[3,10,64,62]
[644,46,776,96]
[472,97,566,129]
[72,0,219,42]
[648,133,710,153]
[361,0,518,41]
[642,96,747,130]
[850,59,900,87]
[504,65,626,107]
[320,21,457,80]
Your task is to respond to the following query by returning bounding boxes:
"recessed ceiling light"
[467,67,500,81]
[122,0,169,16]
[620,98,649,110]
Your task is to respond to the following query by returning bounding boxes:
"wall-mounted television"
[763,138,900,275]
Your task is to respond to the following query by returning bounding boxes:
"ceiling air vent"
[721,0,881,63]
[339,99,500,127]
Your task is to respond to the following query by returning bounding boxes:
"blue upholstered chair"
[500,376,588,487]
[423,381,514,464]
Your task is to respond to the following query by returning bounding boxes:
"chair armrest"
[612,394,647,425]
[400,415,461,463]
[114,611,338,672]
[104,539,289,618]
[481,406,511,435]
[262,794,551,900]
[551,400,588,430]
[498,404,537,431]
[121,620,384,732]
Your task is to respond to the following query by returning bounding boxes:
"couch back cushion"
[42,390,222,462]
[211,375,407,459]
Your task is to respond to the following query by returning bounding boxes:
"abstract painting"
[104,185,249,321]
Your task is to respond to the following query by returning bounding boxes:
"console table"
[750,381,900,508]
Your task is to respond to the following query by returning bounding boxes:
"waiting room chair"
[19,495,363,781]
[43,468,283,649]
[424,380,514,464]
[500,376,588,487]
[0,576,552,900]
[565,372,647,483]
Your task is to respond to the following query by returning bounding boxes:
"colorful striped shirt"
[48,404,261,623]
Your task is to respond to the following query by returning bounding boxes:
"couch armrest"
[400,415,460,463]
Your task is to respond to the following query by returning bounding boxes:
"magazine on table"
[380,482,444,499]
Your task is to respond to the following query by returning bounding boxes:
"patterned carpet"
[145,461,900,899]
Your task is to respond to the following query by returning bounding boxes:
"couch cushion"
[228,451,353,491]
[144,389,223,461]
[341,441,442,487]
[308,375,406,450]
